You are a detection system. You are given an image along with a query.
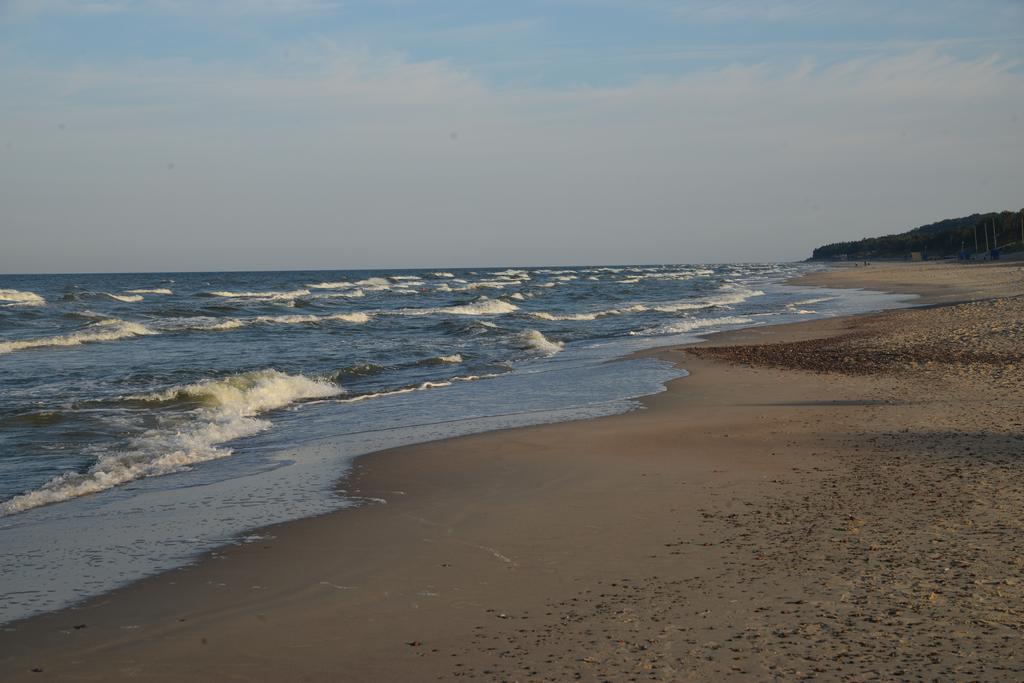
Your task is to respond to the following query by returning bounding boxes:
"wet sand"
[3,261,1024,681]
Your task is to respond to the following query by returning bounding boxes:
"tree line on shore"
[810,209,1024,260]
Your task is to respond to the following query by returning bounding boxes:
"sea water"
[0,264,913,622]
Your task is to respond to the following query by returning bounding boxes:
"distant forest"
[810,210,1024,261]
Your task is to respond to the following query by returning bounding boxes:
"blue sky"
[1,0,1022,271]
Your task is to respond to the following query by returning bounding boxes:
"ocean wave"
[339,372,493,404]
[708,287,765,307]
[1,370,341,515]
[0,288,46,306]
[402,298,519,317]
[517,329,564,355]
[104,293,144,303]
[441,299,519,315]
[460,280,511,290]
[353,277,390,288]
[161,317,247,332]
[329,363,385,381]
[314,289,366,299]
[125,288,173,295]
[160,311,371,332]
[206,289,310,302]
[253,312,371,325]
[630,315,755,336]
[306,281,353,290]
[650,287,764,313]
[430,272,455,278]
[0,319,156,354]
[530,304,649,321]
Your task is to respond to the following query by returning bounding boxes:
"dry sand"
[2,261,1024,681]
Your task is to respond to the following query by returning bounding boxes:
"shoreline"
[3,261,1024,680]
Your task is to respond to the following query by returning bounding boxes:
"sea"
[0,264,913,623]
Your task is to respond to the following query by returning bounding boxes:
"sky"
[0,0,1022,273]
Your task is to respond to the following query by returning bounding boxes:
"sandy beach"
[3,261,1024,681]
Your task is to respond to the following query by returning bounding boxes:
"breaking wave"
[306,281,353,290]
[630,315,756,336]
[206,289,310,303]
[0,289,46,306]
[790,297,833,306]
[125,288,173,295]
[161,312,371,332]
[517,329,564,355]
[403,298,519,317]
[0,319,155,354]
[252,312,372,325]
[1,370,341,515]
[103,293,144,303]
[530,304,648,321]
[340,373,494,404]
[314,289,365,299]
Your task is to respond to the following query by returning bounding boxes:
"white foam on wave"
[460,280,511,290]
[438,353,463,363]
[517,329,564,355]
[790,297,833,306]
[526,285,762,322]
[402,297,519,317]
[187,318,247,331]
[158,317,247,332]
[530,304,649,321]
[339,372,494,404]
[630,315,755,336]
[306,281,353,290]
[709,286,765,306]
[207,289,310,302]
[0,319,155,354]
[441,298,519,315]
[651,286,765,313]
[125,288,173,295]
[314,289,365,299]
[163,311,372,332]
[104,293,144,303]
[431,272,455,278]
[0,289,46,306]
[255,312,372,325]
[1,370,341,516]
[354,277,391,288]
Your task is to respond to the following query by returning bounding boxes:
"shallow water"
[0,264,913,622]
